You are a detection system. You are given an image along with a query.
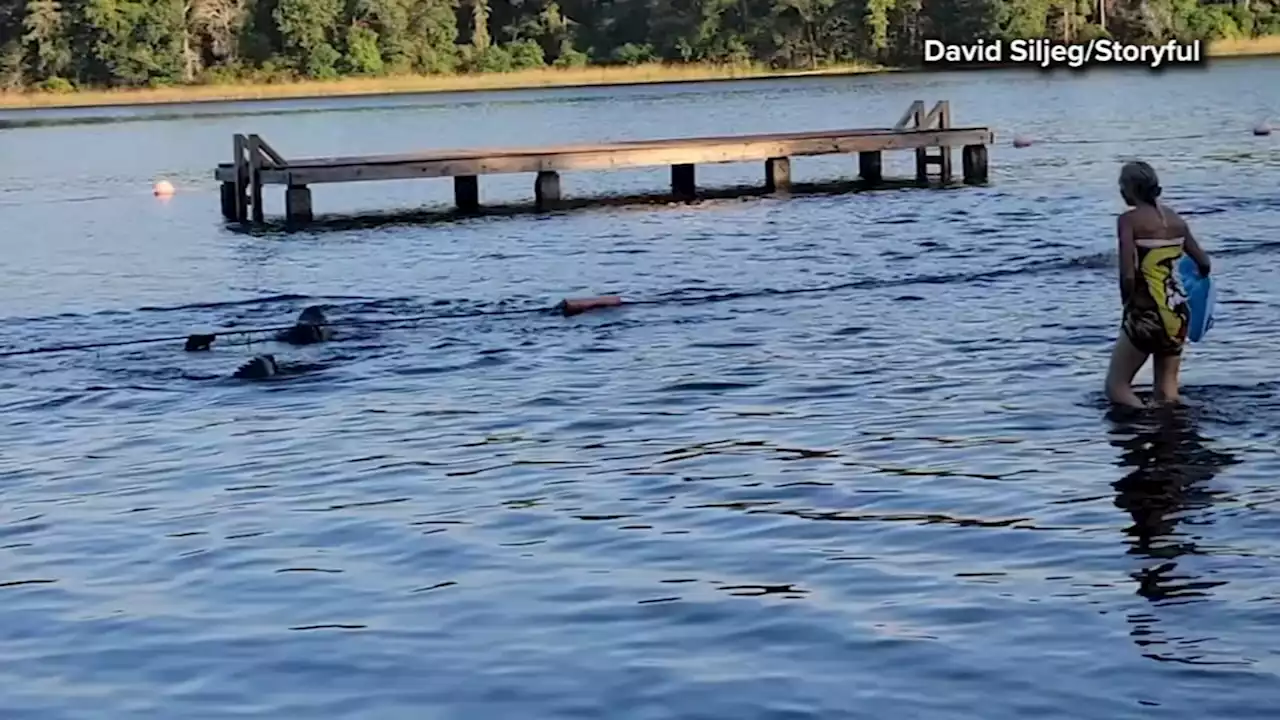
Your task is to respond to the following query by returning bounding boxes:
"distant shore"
[0,62,884,112]
[0,36,1276,112]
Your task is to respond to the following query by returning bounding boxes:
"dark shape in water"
[233,354,278,380]
[185,333,216,351]
[276,305,333,345]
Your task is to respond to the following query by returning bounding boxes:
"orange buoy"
[153,180,175,197]
[557,295,623,317]
[1254,122,1272,137]
[1012,135,1034,148]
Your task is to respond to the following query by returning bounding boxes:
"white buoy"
[1254,122,1272,137]
[1012,134,1034,148]
[153,180,175,197]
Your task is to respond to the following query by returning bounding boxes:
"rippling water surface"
[2,59,1280,718]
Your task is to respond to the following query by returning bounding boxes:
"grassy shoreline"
[1,35,1277,112]
[0,62,885,111]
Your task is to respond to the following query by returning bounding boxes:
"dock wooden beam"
[213,100,992,225]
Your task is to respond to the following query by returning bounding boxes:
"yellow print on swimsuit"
[1139,244,1190,342]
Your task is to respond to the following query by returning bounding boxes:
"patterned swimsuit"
[1122,234,1190,357]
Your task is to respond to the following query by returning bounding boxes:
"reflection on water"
[1108,403,1243,666]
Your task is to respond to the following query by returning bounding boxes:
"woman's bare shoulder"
[1159,204,1190,233]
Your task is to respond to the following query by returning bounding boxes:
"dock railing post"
[232,134,248,223]
[899,100,953,186]
[913,102,928,185]
[248,134,264,224]
[930,101,953,184]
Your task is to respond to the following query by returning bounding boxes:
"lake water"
[2,58,1279,719]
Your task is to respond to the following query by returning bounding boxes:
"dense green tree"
[0,0,1272,89]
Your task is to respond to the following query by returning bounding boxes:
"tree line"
[1,0,1276,90]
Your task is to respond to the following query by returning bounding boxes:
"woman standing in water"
[1105,161,1212,408]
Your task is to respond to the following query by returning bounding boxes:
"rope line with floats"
[0,255,1114,361]
[0,296,625,359]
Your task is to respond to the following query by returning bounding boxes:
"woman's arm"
[1183,223,1212,276]
[1117,213,1136,305]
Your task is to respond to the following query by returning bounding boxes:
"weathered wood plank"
[212,126,968,181]
[228,128,992,186]
[261,128,906,171]
[258,137,287,166]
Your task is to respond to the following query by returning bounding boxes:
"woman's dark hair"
[1120,161,1162,205]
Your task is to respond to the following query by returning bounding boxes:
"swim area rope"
[0,251,1115,360]
[0,268,982,359]
[0,303,570,358]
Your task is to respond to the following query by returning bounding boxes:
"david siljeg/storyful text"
[922,38,1205,69]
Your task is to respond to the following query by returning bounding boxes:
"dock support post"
[962,145,989,185]
[455,176,479,212]
[672,164,696,200]
[915,148,929,186]
[535,171,561,210]
[232,134,248,223]
[220,182,237,220]
[248,134,264,224]
[285,185,313,224]
[859,151,882,184]
[765,157,791,193]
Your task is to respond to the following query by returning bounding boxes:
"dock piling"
[455,176,480,212]
[213,101,992,224]
[858,151,882,184]
[535,171,562,210]
[285,185,313,224]
[765,157,791,193]
[962,145,989,184]
[220,181,237,220]
[672,164,696,200]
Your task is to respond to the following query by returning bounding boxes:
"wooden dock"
[214,100,992,225]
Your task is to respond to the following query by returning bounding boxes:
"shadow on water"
[1105,402,1243,665]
